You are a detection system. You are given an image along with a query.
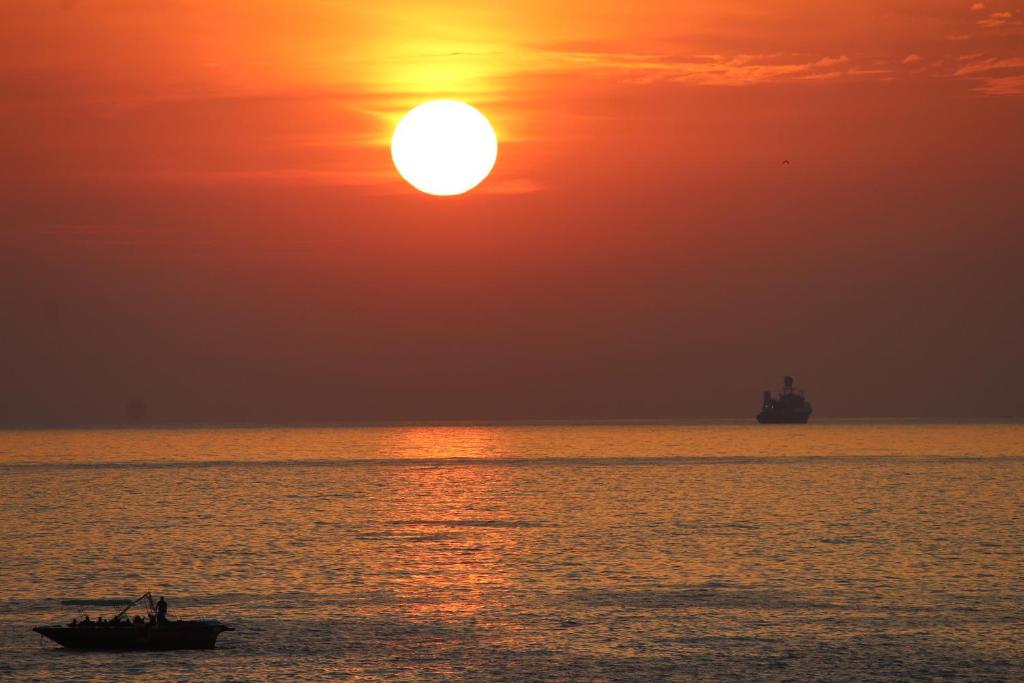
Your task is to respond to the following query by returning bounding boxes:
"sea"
[0,421,1021,681]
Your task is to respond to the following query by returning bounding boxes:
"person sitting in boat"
[156,596,168,624]
[82,615,92,627]
[69,617,78,627]
[133,615,144,626]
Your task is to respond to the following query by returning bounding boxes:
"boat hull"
[34,621,232,650]
[756,410,811,424]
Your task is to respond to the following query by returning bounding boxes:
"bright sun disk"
[391,100,498,196]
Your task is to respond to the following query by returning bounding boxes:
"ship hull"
[756,410,811,424]
[33,622,231,650]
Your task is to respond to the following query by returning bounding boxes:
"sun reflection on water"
[358,427,517,618]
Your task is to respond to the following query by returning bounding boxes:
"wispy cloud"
[535,50,859,87]
[977,11,1013,27]
[528,39,1024,96]
[954,55,1024,94]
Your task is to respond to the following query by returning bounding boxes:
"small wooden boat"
[34,593,233,651]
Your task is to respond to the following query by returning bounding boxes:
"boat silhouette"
[757,376,812,424]
[33,593,233,651]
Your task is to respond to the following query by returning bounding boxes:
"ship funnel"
[784,375,794,388]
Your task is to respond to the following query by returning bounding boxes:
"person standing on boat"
[156,596,168,624]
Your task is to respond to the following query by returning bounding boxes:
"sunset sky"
[2,1,1023,423]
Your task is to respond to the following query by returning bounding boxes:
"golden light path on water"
[1,422,1022,680]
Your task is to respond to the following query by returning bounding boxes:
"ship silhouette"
[757,376,812,424]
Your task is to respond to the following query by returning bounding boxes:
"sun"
[391,100,498,196]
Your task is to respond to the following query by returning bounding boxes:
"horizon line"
[2,416,1022,431]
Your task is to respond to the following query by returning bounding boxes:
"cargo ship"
[757,376,812,424]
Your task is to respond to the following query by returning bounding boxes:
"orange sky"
[2,1,1023,422]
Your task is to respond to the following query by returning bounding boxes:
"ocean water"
[1,421,1021,681]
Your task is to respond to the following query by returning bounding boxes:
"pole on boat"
[112,592,154,621]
